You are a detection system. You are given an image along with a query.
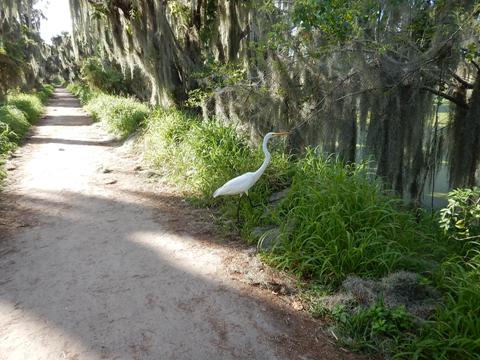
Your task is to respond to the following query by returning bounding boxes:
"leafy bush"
[0,105,30,139]
[333,300,415,354]
[143,108,292,200]
[67,82,95,104]
[7,93,43,122]
[397,250,480,359]
[35,84,55,103]
[0,122,16,155]
[81,57,129,95]
[265,152,441,286]
[440,187,480,251]
[85,94,149,138]
[0,85,51,162]
[1,87,50,182]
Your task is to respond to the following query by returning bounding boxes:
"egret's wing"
[213,172,255,197]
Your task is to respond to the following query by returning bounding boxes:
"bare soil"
[0,89,361,360]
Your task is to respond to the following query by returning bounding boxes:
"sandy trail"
[0,89,356,360]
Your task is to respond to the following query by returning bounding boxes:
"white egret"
[213,131,289,222]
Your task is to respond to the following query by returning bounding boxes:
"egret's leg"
[236,196,242,224]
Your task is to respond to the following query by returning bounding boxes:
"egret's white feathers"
[213,172,256,197]
[212,132,288,198]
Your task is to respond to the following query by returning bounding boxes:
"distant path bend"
[0,88,358,360]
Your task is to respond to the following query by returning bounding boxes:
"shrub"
[81,57,129,95]
[85,94,149,138]
[35,84,55,103]
[7,93,43,122]
[0,122,16,155]
[333,300,415,354]
[439,187,480,253]
[0,100,41,181]
[0,105,30,139]
[265,152,442,286]
[67,82,95,104]
[396,250,480,359]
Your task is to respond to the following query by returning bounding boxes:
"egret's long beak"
[272,131,289,136]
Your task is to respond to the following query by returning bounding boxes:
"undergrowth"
[1,84,52,182]
[143,107,292,236]
[68,82,148,139]
[7,92,43,122]
[265,152,445,286]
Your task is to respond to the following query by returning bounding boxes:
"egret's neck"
[253,137,271,180]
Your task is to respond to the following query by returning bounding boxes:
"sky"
[35,0,72,44]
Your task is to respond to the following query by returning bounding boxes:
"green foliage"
[265,153,440,286]
[396,250,480,359]
[333,300,415,354]
[81,57,129,95]
[440,187,480,244]
[0,85,51,182]
[291,0,362,42]
[143,108,292,234]
[187,61,246,108]
[0,122,16,155]
[35,84,55,104]
[0,105,30,139]
[67,82,95,104]
[7,93,44,123]
[85,94,149,139]
[144,109,255,196]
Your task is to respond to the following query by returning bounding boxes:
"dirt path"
[0,89,358,360]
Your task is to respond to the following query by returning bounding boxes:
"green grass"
[85,94,149,139]
[333,299,415,355]
[67,82,96,104]
[264,152,445,286]
[7,93,44,123]
[143,108,257,196]
[0,105,30,139]
[35,84,55,104]
[1,85,52,183]
[394,248,480,359]
[142,108,292,235]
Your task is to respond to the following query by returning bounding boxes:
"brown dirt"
[0,89,363,359]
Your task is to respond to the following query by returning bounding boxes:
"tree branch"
[421,86,469,109]
[472,60,480,73]
[449,70,474,89]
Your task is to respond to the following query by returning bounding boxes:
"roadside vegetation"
[0,84,54,181]
[68,66,480,358]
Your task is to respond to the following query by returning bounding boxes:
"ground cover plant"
[69,83,149,139]
[0,84,53,182]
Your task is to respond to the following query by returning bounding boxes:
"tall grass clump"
[266,151,441,286]
[7,93,43,123]
[35,84,55,104]
[1,86,52,182]
[144,109,256,197]
[67,82,95,104]
[391,188,480,359]
[396,250,480,359]
[143,109,293,235]
[81,57,130,95]
[85,94,149,138]
[0,105,30,138]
